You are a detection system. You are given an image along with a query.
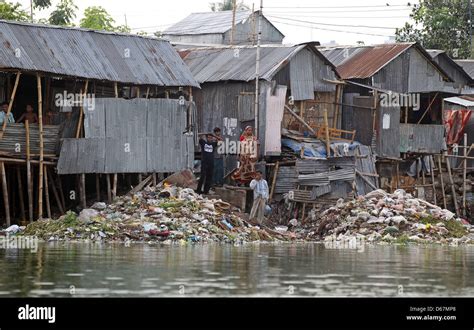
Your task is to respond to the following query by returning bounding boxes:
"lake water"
[0,242,473,297]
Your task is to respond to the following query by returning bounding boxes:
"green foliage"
[209,0,249,12]
[80,6,115,31]
[32,0,51,10]
[0,1,30,22]
[396,0,472,59]
[49,0,77,26]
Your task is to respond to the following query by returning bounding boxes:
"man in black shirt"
[196,133,218,194]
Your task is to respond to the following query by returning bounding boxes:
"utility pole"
[124,14,128,30]
[469,0,473,57]
[30,0,33,22]
[254,0,263,141]
[230,0,237,45]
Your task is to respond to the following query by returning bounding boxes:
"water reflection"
[0,243,472,297]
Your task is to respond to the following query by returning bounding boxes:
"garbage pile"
[20,185,298,244]
[307,189,473,244]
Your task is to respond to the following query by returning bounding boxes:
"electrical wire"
[267,15,400,30]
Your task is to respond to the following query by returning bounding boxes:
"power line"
[270,19,393,37]
[265,4,411,9]
[267,15,400,30]
[265,8,412,14]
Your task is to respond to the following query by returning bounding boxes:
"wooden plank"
[44,165,51,218]
[1,162,9,226]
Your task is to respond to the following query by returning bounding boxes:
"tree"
[49,0,77,26]
[80,6,116,31]
[32,0,52,10]
[209,0,249,12]
[396,0,471,59]
[0,1,30,22]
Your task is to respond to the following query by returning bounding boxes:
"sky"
[16,0,419,46]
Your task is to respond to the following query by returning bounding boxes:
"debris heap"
[308,189,473,244]
[21,186,297,243]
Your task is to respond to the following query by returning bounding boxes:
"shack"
[180,43,342,173]
[163,10,284,46]
[0,20,199,225]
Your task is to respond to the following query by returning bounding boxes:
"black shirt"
[199,139,217,163]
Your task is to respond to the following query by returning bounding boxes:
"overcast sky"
[16,0,418,45]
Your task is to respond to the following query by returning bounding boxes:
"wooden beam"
[80,173,86,209]
[437,155,447,209]
[75,80,89,139]
[44,164,51,218]
[0,71,21,139]
[25,120,33,222]
[429,156,436,206]
[106,174,112,204]
[323,109,331,158]
[48,167,64,214]
[444,152,460,215]
[269,161,279,202]
[463,133,467,216]
[284,105,316,136]
[16,166,25,221]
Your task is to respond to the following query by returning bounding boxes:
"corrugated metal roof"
[317,45,368,67]
[427,49,473,83]
[444,96,474,107]
[336,43,413,79]
[455,60,474,79]
[0,20,199,87]
[179,43,335,83]
[163,10,252,36]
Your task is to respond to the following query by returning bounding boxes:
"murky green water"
[0,242,473,297]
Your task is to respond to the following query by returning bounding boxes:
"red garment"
[444,110,472,145]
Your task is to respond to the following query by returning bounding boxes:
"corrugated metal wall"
[408,48,446,93]
[264,85,287,155]
[399,123,445,154]
[57,98,194,174]
[224,15,284,45]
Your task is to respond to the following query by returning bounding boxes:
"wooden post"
[395,161,400,190]
[437,155,447,209]
[1,162,10,226]
[96,174,101,202]
[106,174,112,204]
[152,173,157,187]
[80,173,86,209]
[463,133,467,216]
[44,164,51,218]
[114,82,118,98]
[75,80,89,139]
[47,168,64,214]
[25,120,33,222]
[16,166,26,221]
[429,156,437,206]
[146,87,150,99]
[444,152,460,215]
[56,174,66,213]
[332,84,341,129]
[0,71,21,139]
[323,109,331,158]
[37,74,44,219]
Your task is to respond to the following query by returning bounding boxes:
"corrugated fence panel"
[399,124,445,154]
[290,48,315,100]
[84,99,106,138]
[264,85,287,155]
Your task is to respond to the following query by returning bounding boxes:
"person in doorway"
[0,101,14,124]
[196,133,218,195]
[16,104,39,123]
[249,170,269,225]
[212,127,224,187]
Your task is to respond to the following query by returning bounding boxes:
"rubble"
[308,189,473,244]
[19,185,300,244]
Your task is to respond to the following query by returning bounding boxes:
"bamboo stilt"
[1,162,10,226]
[37,74,44,219]
[16,166,25,221]
[323,109,331,158]
[56,174,66,212]
[96,174,101,202]
[444,152,460,215]
[80,173,86,209]
[112,174,117,199]
[75,80,89,139]
[47,168,64,214]
[437,155,447,209]
[25,120,33,222]
[44,165,51,219]
[429,156,436,206]
[106,174,112,203]
[463,133,467,216]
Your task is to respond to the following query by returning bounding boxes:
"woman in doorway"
[232,126,258,183]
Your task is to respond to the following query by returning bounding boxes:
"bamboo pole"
[463,133,467,217]
[1,162,9,226]
[437,155,447,209]
[47,168,64,214]
[323,109,331,158]
[429,156,437,206]
[44,164,51,218]
[75,80,89,139]
[106,174,112,203]
[112,174,117,199]
[96,174,101,202]
[269,161,280,202]
[25,120,33,222]
[417,92,438,124]
[332,84,341,129]
[16,166,25,221]
[0,71,21,139]
[80,173,86,209]
[37,74,44,219]
[114,82,118,98]
[444,152,460,215]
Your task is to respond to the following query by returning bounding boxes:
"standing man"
[213,127,224,187]
[196,133,218,195]
[249,170,269,225]
[0,102,14,124]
